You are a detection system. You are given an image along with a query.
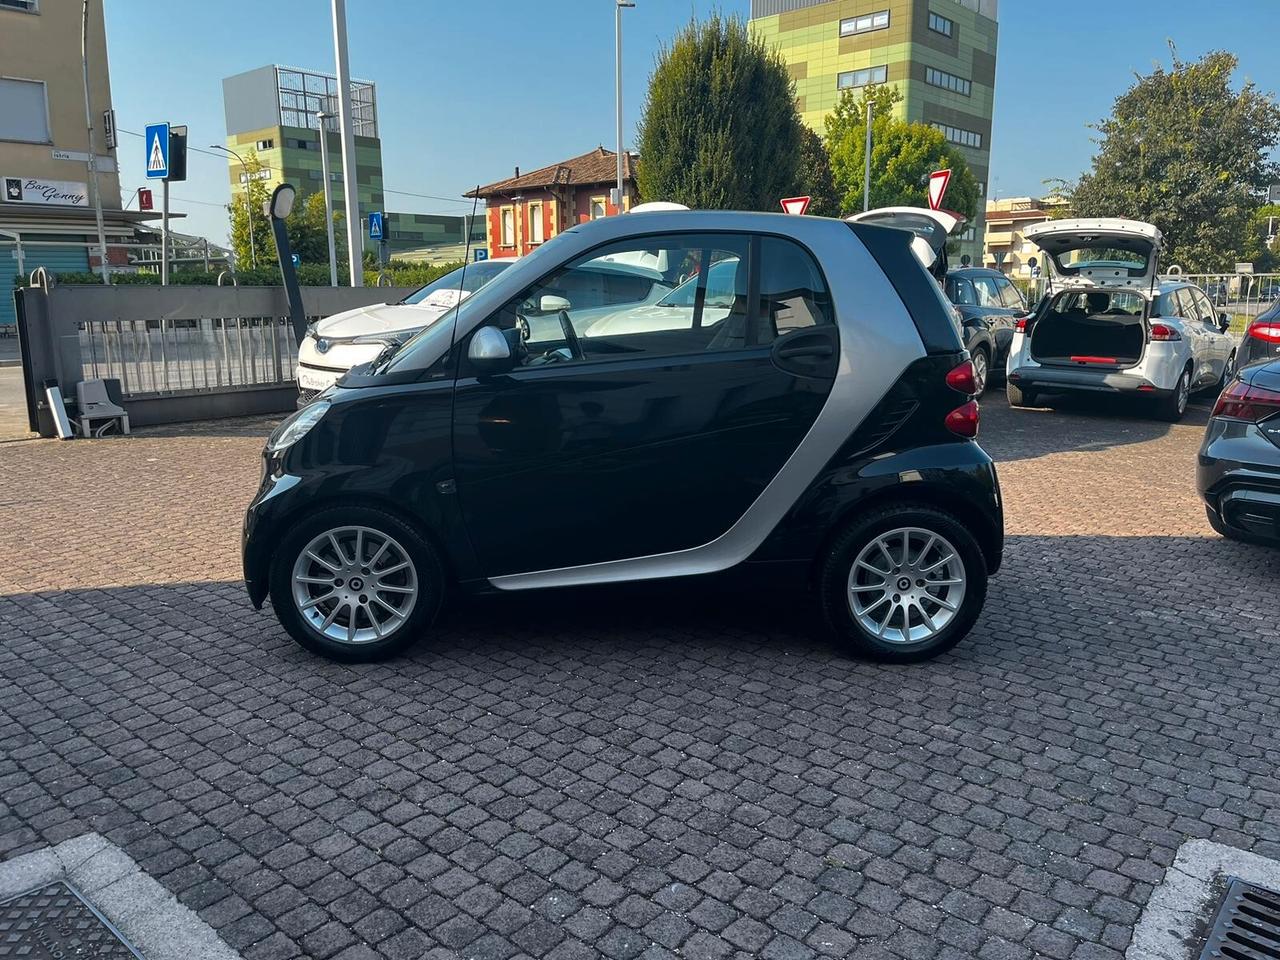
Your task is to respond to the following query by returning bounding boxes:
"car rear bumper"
[1008,364,1165,396]
[1198,420,1280,544]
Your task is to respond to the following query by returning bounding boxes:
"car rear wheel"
[1006,381,1036,408]
[971,347,990,395]
[1214,351,1237,392]
[269,506,444,662]
[1157,367,1192,422]
[819,504,988,663]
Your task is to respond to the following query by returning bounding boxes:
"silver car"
[1005,218,1237,421]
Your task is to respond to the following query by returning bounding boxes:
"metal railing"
[78,316,298,397]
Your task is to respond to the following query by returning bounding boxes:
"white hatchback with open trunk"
[1005,218,1236,420]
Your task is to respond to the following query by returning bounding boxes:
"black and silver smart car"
[243,211,1003,663]
[1198,357,1280,546]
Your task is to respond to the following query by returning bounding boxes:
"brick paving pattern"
[2,395,1278,960]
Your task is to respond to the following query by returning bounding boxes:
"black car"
[1198,357,1280,545]
[1238,299,1280,369]
[244,211,1003,664]
[944,268,1027,393]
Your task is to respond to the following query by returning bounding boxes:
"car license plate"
[296,367,336,392]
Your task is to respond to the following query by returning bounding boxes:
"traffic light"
[167,125,188,183]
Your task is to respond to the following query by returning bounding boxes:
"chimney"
[514,166,520,178]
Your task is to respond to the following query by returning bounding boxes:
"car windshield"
[401,260,512,306]
[656,258,740,309]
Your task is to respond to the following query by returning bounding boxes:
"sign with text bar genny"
[779,196,810,216]
[145,122,169,180]
[928,169,952,211]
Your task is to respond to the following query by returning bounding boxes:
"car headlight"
[267,399,329,452]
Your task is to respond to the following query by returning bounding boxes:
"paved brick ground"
[2,394,1278,960]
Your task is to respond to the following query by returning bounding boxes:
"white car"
[295,259,518,400]
[1005,218,1237,421]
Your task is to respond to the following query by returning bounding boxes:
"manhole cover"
[1198,876,1280,959]
[0,881,142,958]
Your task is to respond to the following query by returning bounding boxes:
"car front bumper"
[242,457,304,608]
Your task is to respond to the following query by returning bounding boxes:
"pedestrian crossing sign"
[145,122,169,180]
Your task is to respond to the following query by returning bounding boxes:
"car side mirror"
[1218,313,1231,332]
[540,294,571,313]
[468,325,514,375]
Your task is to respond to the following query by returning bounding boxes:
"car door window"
[971,276,1004,308]
[946,277,976,306]
[1191,290,1218,326]
[757,235,834,334]
[995,277,1025,310]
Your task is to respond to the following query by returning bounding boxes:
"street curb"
[0,833,243,960]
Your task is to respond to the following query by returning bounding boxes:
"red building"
[466,147,638,258]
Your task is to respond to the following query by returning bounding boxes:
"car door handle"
[776,343,834,359]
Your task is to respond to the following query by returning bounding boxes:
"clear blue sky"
[101,0,1280,244]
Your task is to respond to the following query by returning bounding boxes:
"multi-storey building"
[749,0,998,263]
[983,196,1069,277]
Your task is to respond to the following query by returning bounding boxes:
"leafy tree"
[1241,203,1280,273]
[226,149,273,272]
[1065,47,1280,272]
[285,191,344,266]
[824,85,979,221]
[636,13,802,210]
[794,126,839,217]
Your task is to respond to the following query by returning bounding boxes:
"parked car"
[294,259,519,402]
[1005,219,1236,421]
[1204,281,1230,307]
[243,210,1003,664]
[1198,357,1280,545]
[1238,299,1280,369]
[944,267,1027,393]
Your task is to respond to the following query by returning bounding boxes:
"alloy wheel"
[847,527,967,644]
[972,351,988,394]
[291,526,419,644]
[1177,371,1190,415]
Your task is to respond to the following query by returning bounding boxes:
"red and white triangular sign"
[927,169,952,211]
[780,196,811,216]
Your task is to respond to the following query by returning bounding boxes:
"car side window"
[1170,288,1195,319]
[756,235,834,334]
[995,277,1025,310]
[971,276,1004,308]
[1191,290,1217,326]
[946,277,976,306]
[492,232,756,366]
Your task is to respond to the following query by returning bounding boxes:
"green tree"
[226,149,273,271]
[824,85,979,222]
[1241,203,1280,273]
[285,191,343,266]
[794,126,839,218]
[636,13,802,210]
[1065,47,1280,271]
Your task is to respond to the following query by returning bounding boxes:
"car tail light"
[1148,322,1181,342]
[945,360,977,395]
[1212,379,1280,421]
[945,401,980,438]
[1014,314,1033,332]
[1246,321,1280,344]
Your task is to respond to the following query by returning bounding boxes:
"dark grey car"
[944,267,1026,393]
[1238,299,1280,369]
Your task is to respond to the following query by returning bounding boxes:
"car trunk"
[1029,290,1149,368]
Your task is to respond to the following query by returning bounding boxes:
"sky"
[101,0,1280,244]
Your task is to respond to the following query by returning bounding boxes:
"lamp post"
[331,0,363,286]
[210,144,257,270]
[80,0,110,283]
[614,0,635,215]
[315,111,339,287]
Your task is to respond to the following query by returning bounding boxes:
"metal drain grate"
[0,880,142,958]
[1199,877,1280,960]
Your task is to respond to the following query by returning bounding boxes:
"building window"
[0,0,39,11]
[500,206,515,246]
[528,202,544,244]
[0,77,49,143]
[958,226,976,242]
[839,10,889,36]
[932,122,983,149]
[255,138,274,150]
[590,197,607,220]
[928,12,953,37]
[925,67,971,96]
[837,65,888,90]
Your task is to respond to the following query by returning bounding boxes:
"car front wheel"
[819,504,988,663]
[268,506,444,661]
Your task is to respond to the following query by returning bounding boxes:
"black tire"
[268,505,445,662]
[818,504,989,663]
[1006,380,1036,408]
[1213,351,1237,393]
[971,346,991,395]
[1156,367,1192,422]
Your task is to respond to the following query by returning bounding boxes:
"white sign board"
[51,150,117,172]
[1269,184,1280,205]
[1235,262,1255,275]
[238,168,272,184]
[3,175,88,207]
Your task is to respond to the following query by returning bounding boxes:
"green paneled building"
[749,0,998,262]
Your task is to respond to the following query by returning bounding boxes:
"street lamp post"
[210,144,257,270]
[331,0,364,286]
[80,0,110,283]
[614,0,635,215]
[315,111,339,287]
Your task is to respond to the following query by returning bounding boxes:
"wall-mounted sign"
[50,149,117,173]
[3,176,88,207]
[237,168,272,183]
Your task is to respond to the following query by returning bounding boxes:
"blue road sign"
[145,122,170,180]
[291,254,300,267]
[368,211,384,241]
[473,248,488,262]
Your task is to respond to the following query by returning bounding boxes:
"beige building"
[983,195,1068,276]
[0,0,159,323]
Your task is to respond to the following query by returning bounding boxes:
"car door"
[1183,288,1224,383]
[1191,288,1233,371]
[451,231,840,578]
